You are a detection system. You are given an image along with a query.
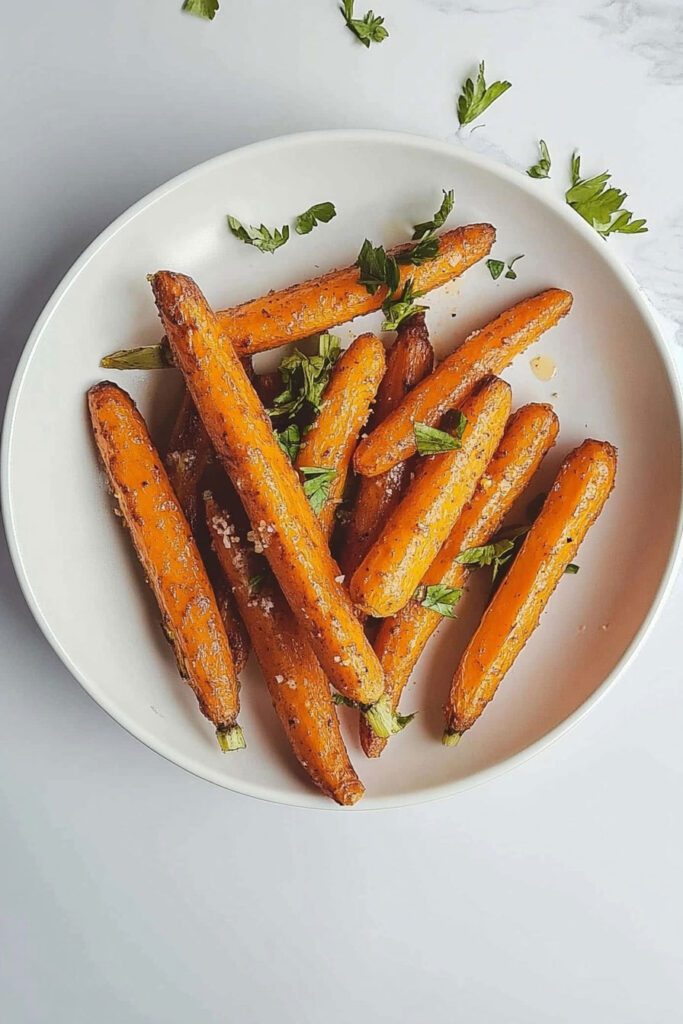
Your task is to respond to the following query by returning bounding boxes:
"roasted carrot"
[87,381,244,750]
[151,271,395,734]
[339,314,434,580]
[350,376,512,619]
[444,439,617,743]
[204,492,364,805]
[354,289,573,477]
[361,403,559,757]
[101,225,495,369]
[165,388,213,534]
[294,333,385,539]
[165,391,250,674]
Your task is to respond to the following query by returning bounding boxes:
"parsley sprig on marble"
[527,140,552,179]
[182,0,219,19]
[565,153,648,238]
[340,0,388,48]
[457,61,511,126]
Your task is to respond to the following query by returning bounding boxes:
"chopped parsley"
[457,61,511,127]
[299,467,337,515]
[414,414,467,455]
[527,139,552,179]
[414,584,463,617]
[340,0,388,48]
[227,216,290,254]
[295,202,337,235]
[565,153,648,238]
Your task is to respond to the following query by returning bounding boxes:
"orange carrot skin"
[215,225,495,355]
[165,389,213,533]
[152,271,384,706]
[87,382,241,732]
[350,376,512,619]
[295,333,385,539]
[445,439,618,739]
[354,288,573,477]
[165,391,250,673]
[339,314,434,579]
[205,493,364,806]
[361,403,558,757]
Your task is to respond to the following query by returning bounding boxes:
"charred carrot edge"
[87,381,243,750]
[205,492,364,805]
[350,376,512,619]
[339,314,434,580]
[165,389,213,533]
[354,288,573,477]
[294,333,385,539]
[151,272,390,723]
[165,390,250,674]
[443,439,618,742]
[360,403,559,757]
[100,225,495,369]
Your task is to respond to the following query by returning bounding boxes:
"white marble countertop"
[1,1,682,1020]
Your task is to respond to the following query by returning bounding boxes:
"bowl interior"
[4,132,681,808]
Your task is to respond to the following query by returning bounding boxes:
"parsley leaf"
[414,415,467,456]
[565,153,648,238]
[487,255,524,280]
[527,139,552,179]
[381,279,428,332]
[248,574,265,594]
[412,189,455,240]
[295,202,337,235]
[269,334,342,419]
[398,235,440,266]
[505,254,525,280]
[414,584,463,618]
[227,215,290,254]
[340,0,388,48]
[486,259,505,280]
[182,0,219,19]
[456,539,516,580]
[299,467,338,515]
[355,239,400,294]
[275,423,301,462]
[457,61,512,127]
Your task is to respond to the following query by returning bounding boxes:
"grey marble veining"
[584,0,683,83]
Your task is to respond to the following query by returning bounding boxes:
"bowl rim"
[4,127,683,811]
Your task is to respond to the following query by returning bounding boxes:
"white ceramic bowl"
[3,130,682,808]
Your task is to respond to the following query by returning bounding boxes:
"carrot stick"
[350,376,512,619]
[87,381,244,750]
[443,439,617,743]
[151,271,396,734]
[354,289,573,477]
[339,313,434,580]
[360,403,559,757]
[204,492,364,805]
[294,333,385,539]
[101,225,495,369]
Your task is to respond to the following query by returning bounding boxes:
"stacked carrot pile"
[89,222,616,804]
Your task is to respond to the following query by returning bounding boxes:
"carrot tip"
[100,343,173,371]
[442,730,461,747]
[216,725,246,752]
